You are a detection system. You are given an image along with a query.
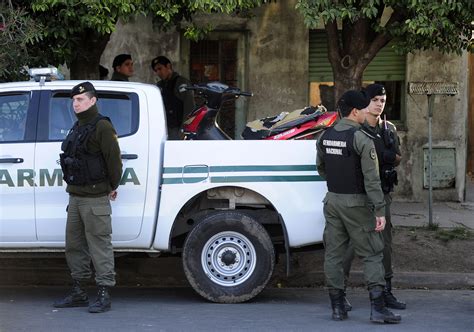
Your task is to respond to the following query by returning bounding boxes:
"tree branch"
[361,8,407,68]
[384,7,407,29]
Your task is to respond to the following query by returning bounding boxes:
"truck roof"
[0,80,160,93]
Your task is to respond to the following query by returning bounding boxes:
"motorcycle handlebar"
[179,84,196,92]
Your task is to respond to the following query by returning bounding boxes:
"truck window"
[0,93,30,142]
[97,93,139,137]
[47,92,139,141]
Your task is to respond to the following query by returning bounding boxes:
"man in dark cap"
[316,90,401,324]
[111,54,134,81]
[342,84,405,311]
[151,55,195,139]
[54,82,122,313]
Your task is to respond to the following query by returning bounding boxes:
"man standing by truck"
[54,82,122,313]
[151,55,195,139]
[342,84,405,311]
[316,90,401,324]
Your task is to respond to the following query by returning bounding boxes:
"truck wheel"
[183,211,275,303]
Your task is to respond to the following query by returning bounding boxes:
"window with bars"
[190,39,238,136]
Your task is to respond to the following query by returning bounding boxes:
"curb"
[2,256,473,289]
[279,271,474,289]
[387,271,474,289]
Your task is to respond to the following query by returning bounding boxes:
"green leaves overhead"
[0,0,268,81]
[0,3,44,82]
[296,0,382,27]
[188,0,265,13]
[296,0,474,55]
[31,0,142,35]
[148,0,266,38]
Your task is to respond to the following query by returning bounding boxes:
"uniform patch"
[370,148,376,160]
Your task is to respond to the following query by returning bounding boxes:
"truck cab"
[0,80,162,248]
[1,76,327,303]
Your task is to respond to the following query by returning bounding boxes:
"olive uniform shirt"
[157,72,195,121]
[316,118,386,217]
[110,72,129,82]
[66,104,122,197]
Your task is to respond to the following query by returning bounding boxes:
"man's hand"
[109,190,118,201]
[375,216,386,232]
[395,153,402,166]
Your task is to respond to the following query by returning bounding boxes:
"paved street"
[0,287,472,332]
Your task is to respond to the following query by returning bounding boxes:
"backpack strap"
[77,115,111,153]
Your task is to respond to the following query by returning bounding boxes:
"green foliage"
[0,3,44,82]
[296,0,474,55]
[407,225,473,243]
[148,0,266,40]
[29,0,144,65]
[183,24,214,42]
[426,222,440,231]
[407,227,418,241]
[1,0,268,79]
[188,0,265,13]
[435,227,473,243]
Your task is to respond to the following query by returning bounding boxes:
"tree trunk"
[69,29,111,80]
[324,14,396,107]
[332,69,363,105]
[325,21,366,105]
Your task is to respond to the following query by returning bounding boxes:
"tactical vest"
[60,115,110,186]
[373,122,398,194]
[319,127,365,194]
[160,75,184,128]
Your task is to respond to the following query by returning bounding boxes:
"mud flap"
[278,213,291,277]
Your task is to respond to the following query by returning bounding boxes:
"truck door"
[34,89,147,243]
[0,91,39,243]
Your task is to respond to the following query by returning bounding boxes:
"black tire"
[182,211,275,303]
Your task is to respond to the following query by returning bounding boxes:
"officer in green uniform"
[111,54,134,81]
[151,56,195,139]
[316,90,401,324]
[54,82,122,313]
[342,84,405,310]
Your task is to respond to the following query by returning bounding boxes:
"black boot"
[329,289,348,321]
[88,286,111,313]
[369,286,401,324]
[343,288,352,312]
[384,278,406,309]
[53,280,89,308]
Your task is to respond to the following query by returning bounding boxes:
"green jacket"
[316,118,386,217]
[66,105,123,197]
[110,72,129,81]
[157,72,195,120]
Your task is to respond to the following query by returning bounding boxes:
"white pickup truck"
[0,79,326,303]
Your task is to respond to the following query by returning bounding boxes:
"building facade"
[100,0,472,202]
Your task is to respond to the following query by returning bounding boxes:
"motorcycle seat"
[242,105,327,139]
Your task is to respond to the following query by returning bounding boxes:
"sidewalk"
[391,177,474,229]
[391,201,474,229]
[361,177,474,289]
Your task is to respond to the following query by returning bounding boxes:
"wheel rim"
[201,231,257,287]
